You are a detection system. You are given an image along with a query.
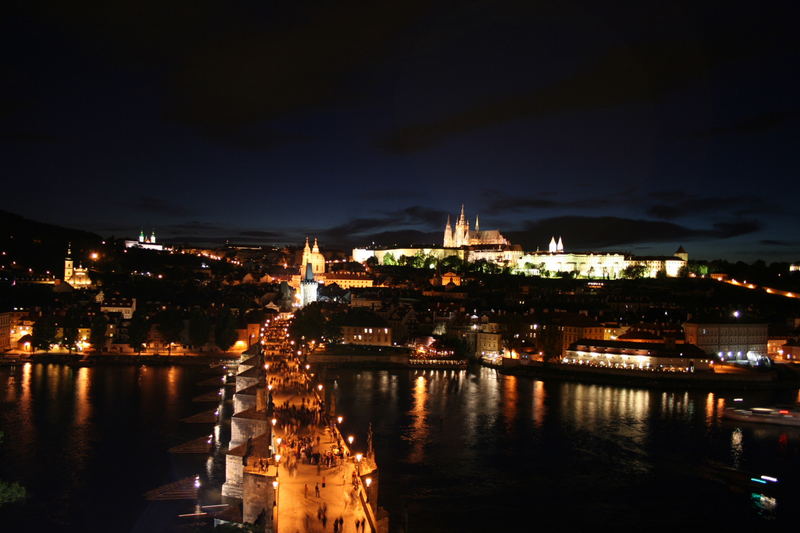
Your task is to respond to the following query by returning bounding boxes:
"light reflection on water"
[330,365,800,531]
[0,363,798,532]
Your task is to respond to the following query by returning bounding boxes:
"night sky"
[2,1,798,260]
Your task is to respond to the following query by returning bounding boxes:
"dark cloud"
[482,188,636,214]
[331,229,441,249]
[117,196,198,217]
[759,239,796,246]
[239,230,281,238]
[160,3,429,144]
[379,38,762,153]
[507,216,760,250]
[0,131,60,144]
[688,110,800,139]
[645,190,778,219]
[321,206,448,243]
[357,189,423,201]
[11,2,429,150]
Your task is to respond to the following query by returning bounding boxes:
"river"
[1,363,799,531]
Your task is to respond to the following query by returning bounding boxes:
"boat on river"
[723,406,800,426]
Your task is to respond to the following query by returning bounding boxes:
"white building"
[124,228,164,251]
[298,263,318,307]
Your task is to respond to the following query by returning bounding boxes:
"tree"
[365,256,379,269]
[622,264,647,279]
[214,308,238,352]
[128,312,150,355]
[61,310,80,354]
[188,308,211,350]
[90,314,109,352]
[32,316,56,353]
[440,255,464,274]
[382,253,397,266]
[157,309,184,356]
[410,250,426,269]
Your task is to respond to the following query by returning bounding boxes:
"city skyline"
[2,2,798,261]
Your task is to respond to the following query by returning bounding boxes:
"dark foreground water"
[2,363,800,531]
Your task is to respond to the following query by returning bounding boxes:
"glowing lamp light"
[337,416,343,424]
[276,437,282,446]
[273,480,279,490]
[317,384,323,391]
[271,418,277,426]
[275,454,281,463]
[355,453,363,463]
[365,477,372,488]
[348,436,354,446]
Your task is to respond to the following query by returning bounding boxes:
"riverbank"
[490,359,800,390]
[2,352,240,366]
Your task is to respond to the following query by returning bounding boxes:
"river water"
[1,363,799,531]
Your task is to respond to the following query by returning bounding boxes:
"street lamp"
[272,480,279,533]
[355,453,363,475]
[337,416,343,424]
[271,418,277,427]
[348,435,354,447]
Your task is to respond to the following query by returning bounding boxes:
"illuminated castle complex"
[443,205,509,247]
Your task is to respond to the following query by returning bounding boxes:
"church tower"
[299,263,318,307]
[64,243,74,282]
[300,237,325,274]
[443,216,454,247]
[453,204,470,247]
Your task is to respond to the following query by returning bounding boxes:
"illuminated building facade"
[683,321,769,365]
[298,263,318,307]
[563,339,713,371]
[291,238,373,289]
[516,242,687,279]
[301,237,326,275]
[443,205,509,247]
[0,311,10,352]
[124,227,164,250]
[63,244,92,288]
[341,326,393,346]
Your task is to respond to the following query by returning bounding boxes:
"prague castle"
[443,205,509,247]
[353,204,689,279]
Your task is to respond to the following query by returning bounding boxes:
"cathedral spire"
[557,236,564,252]
[475,215,480,232]
[304,236,311,252]
[312,237,319,253]
[444,215,453,247]
[548,236,557,253]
